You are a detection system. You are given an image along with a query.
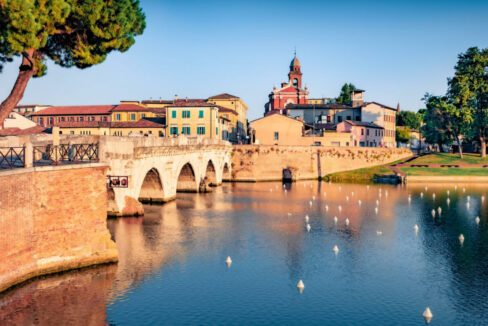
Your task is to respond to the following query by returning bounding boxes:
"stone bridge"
[99,136,232,216]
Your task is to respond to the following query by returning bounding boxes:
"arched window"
[293,78,298,87]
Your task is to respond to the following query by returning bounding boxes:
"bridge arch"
[222,162,231,182]
[138,167,165,203]
[205,160,218,186]
[176,162,198,193]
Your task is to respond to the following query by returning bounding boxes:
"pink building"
[337,120,384,147]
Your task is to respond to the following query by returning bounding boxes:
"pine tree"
[0,0,146,124]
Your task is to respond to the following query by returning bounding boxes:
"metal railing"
[0,147,25,169]
[33,143,99,166]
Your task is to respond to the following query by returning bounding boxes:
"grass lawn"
[399,167,488,176]
[409,153,488,165]
[325,162,399,182]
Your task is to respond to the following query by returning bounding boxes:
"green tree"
[448,47,488,157]
[395,127,410,143]
[336,83,356,105]
[0,0,146,124]
[396,111,421,129]
[422,94,472,158]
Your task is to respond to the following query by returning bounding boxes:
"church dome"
[290,56,300,69]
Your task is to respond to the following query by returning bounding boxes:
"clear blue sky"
[1,0,487,120]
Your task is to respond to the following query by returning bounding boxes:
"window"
[90,116,94,121]
[172,110,176,119]
[79,116,84,122]
[199,110,204,118]
[131,113,136,120]
[182,126,191,134]
[355,116,360,121]
[197,126,205,135]
[149,130,152,134]
[70,131,74,135]
[49,117,53,125]
[140,130,143,134]
[102,116,107,122]
[216,127,218,135]
[182,110,190,118]
[224,114,228,119]
[327,116,331,122]
[274,132,279,140]
[39,117,43,125]
[338,116,343,122]
[361,128,364,135]
[141,113,146,118]
[367,129,370,136]
[170,126,178,135]
[346,116,351,121]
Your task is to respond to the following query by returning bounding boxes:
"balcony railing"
[0,147,25,169]
[33,143,99,166]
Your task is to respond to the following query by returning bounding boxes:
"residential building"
[13,104,51,116]
[250,113,352,147]
[56,119,165,137]
[337,120,384,147]
[30,105,114,127]
[1,111,38,130]
[111,103,158,122]
[165,102,222,140]
[207,93,248,143]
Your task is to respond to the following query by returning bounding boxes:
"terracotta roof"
[30,105,115,116]
[55,121,109,128]
[141,99,174,105]
[217,106,238,115]
[343,120,384,129]
[208,93,240,100]
[0,125,48,136]
[166,102,218,108]
[112,104,151,112]
[148,106,167,114]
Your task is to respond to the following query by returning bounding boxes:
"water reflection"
[2,182,488,325]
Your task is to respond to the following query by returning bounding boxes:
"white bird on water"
[309,200,313,207]
[333,245,339,254]
[423,307,434,323]
[226,256,232,267]
[306,224,311,232]
[437,206,442,216]
[358,199,362,206]
[351,191,355,197]
[376,230,383,235]
[408,195,411,203]
[475,216,480,225]
[420,192,424,198]
[312,195,315,201]
[334,216,338,224]
[431,209,435,218]
[375,207,378,214]
[432,193,436,200]
[455,185,458,191]
[376,199,379,206]
[425,186,428,191]
[447,190,450,196]
[297,280,305,294]
[467,195,471,202]
[414,224,419,232]
[325,205,329,211]
[459,234,465,245]
[447,198,450,205]
[305,215,309,222]
[482,195,485,203]
[346,196,349,201]
[323,192,327,197]
[345,218,350,226]
[338,205,342,212]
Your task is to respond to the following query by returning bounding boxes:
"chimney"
[174,94,178,101]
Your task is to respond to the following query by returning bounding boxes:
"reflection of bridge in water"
[100,136,232,216]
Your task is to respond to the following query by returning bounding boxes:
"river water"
[1,182,488,325]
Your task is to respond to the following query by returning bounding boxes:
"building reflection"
[0,264,116,326]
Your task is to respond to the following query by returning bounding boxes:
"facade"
[30,105,114,127]
[264,55,309,114]
[165,103,222,140]
[111,103,158,122]
[250,113,353,147]
[13,104,51,116]
[336,120,384,147]
[207,93,248,143]
[56,119,165,137]
[1,111,38,130]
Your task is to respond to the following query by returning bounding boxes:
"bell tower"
[288,52,302,89]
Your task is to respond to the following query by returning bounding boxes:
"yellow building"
[207,93,248,143]
[111,103,158,122]
[57,119,165,137]
[166,103,231,140]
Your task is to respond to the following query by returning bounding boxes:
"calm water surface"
[2,182,488,325]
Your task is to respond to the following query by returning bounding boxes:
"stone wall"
[231,145,413,181]
[0,164,118,293]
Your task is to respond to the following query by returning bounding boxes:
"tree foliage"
[336,83,356,105]
[395,127,410,143]
[421,94,472,157]
[0,0,146,123]
[396,111,421,130]
[447,47,488,157]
